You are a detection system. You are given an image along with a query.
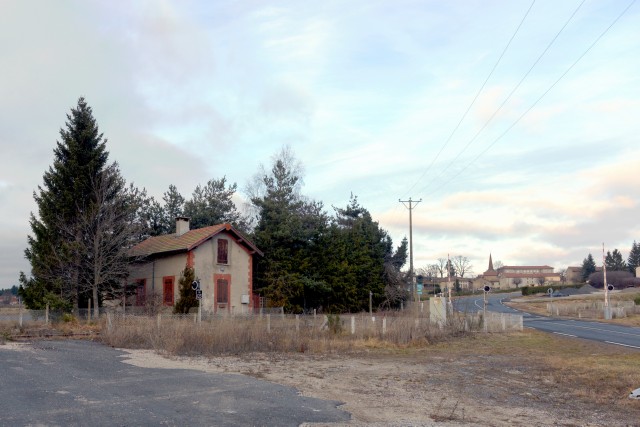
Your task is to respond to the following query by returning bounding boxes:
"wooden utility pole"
[399,198,422,302]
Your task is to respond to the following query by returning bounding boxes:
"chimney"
[176,216,190,236]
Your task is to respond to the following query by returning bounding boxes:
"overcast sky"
[1,0,639,287]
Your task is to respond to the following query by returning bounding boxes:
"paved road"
[0,340,349,426]
[453,292,640,350]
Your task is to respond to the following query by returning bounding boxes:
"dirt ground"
[120,333,640,427]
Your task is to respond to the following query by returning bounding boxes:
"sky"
[1,0,639,287]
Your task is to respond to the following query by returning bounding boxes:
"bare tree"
[559,268,567,285]
[436,258,447,278]
[513,278,522,288]
[493,260,504,269]
[77,163,143,317]
[536,277,546,287]
[451,255,473,278]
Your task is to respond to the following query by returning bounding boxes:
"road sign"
[196,289,203,300]
[192,280,200,290]
[547,288,553,295]
[607,284,614,291]
[483,285,491,292]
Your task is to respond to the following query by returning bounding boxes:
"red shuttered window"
[217,239,228,264]
[163,276,174,306]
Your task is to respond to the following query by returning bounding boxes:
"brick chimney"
[176,216,190,236]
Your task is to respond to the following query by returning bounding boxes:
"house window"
[217,239,229,264]
[216,278,229,304]
[163,276,174,306]
[135,279,146,306]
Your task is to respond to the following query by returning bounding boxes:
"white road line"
[538,321,640,338]
[553,332,577,338]
[605,341,640,349]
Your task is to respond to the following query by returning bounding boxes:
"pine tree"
[605,249,626,271]
[174,265,198,314]
[628,241,640,275]
[581,254,596,282]
[250,148,328,312]
[23,98,108,310]
[183,177,246,230]
[162,184,185,233]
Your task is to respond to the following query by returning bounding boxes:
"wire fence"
[0,304,523,334]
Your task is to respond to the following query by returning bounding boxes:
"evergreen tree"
[184,177,246,230]
[23,98,109,310]
[174,265,198,314]
[322,195,404,312]
[605,249,626,271]
[581,254,596,282]
[628,241,640,274]
[162,184,185,233]
[250,148,328,312]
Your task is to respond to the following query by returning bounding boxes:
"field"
[119,330,640,426]
[3,301,640,426]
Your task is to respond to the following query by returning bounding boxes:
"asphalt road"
[0,340,349,427]
[453,292,640,350]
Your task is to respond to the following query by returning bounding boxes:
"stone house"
[128,217,262,314]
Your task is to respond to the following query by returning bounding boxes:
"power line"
[404,0,536,197]
[419,0,586,195]
[428,0,637,198]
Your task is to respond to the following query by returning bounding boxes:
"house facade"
[129,218,262,314]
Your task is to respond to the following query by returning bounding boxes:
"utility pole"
[399,197,422,302]
[602,243,611,319]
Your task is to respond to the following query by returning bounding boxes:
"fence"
[546,300,639,319]
[1,303,523,336]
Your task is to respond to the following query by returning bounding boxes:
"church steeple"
[488,253,494,271]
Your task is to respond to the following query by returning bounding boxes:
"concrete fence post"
[382,318,387,336]
[157,313,161,329]
[19,303,23,328]
[351,316,355,335]
[295,314,300,332]
[107,312,113,332]
[87,299,91,323]
[267,314,271,334]
[45,303,49,326]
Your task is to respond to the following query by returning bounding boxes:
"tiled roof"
[501,273,561,278]
[499,265,553,270]
[130,223,262,258]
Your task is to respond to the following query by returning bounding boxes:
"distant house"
[566,266,603,284]
[129,217,262,314]
[473,254,561,290]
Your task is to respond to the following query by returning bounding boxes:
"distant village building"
[472,254,561,290]
[565,266,603,284]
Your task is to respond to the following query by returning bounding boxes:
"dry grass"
[100,312,481,356]
[429,330,640,406]
[508,288,640,325]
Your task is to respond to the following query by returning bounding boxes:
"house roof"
[498,265,554,270]
[130,223,263,258]
[501,273,561,279]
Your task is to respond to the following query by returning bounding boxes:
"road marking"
[553,332,577,338]
[605,341,640,349]
[533,321,640,338]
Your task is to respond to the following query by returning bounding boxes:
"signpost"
[192,280,202,323]
[483,286,490,332]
